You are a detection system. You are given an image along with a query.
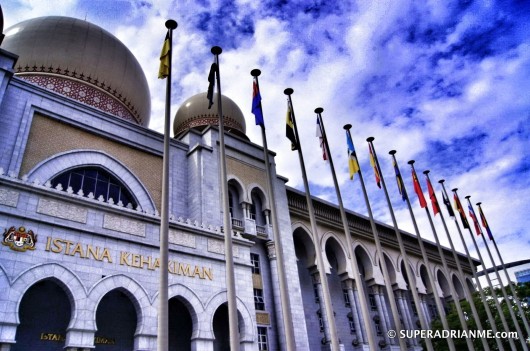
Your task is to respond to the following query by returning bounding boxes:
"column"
[266,241,285,350]
[397,290,417,346]
[353,286,369,344]
[420,294,431,326]
[344,279,364,345]
[313,273,332,345]
[372,285,391,345]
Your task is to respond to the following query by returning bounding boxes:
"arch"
[205,291,254,343]
[249,186,268,226]
[436,268,451,298]
[451,274,465,300]
[247,183,269,210]
[418,263,432,294]
[293,223,316,269]
[87,275,152,334]
[465,277,476,294]
[9,263,85,327]
[400,257,424,293]
[227,176,245,203]
[26,149,155,212]
[228,177,245,221]
[381,251,397,286]
[353,243,376,282]
[323,233,350,277]
[167,284,204,339]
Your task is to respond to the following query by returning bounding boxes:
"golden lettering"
[70,243,86,258]
[178,263,192,276]
[87,245,100,260]
[120,251,131,266]
[203,267,213,281]
[131,254,140,268]
[63,240,73,254]
[152,258,160,270]
[193,266,203,279]
[101,248,112,263]
[45,237,51,251]
[40,333,65,342]
[140,255,152,270]
[168,260,176,274]
[51,238,63,253]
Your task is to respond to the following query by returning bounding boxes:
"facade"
[0,15,476,351]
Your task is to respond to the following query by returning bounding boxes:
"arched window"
[51,167,137,208]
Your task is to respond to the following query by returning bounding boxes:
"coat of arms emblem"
[2,226,37,252]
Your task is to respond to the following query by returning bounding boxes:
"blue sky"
[3,0,530,281]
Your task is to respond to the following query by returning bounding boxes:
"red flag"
[468,205,481,235]
[426,177,440,215]
[478,206,494,240]
[369,144,381,188]
[412,169,427,208]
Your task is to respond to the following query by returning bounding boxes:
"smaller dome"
[174,92,247,138]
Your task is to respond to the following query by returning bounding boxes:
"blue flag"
[252,79,264,126]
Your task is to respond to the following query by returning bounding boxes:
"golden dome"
[174,92,247,138]
[2,16,151,126]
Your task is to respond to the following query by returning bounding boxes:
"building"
[0,14,477,351]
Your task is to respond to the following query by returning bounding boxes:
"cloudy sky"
[3,0,529,281]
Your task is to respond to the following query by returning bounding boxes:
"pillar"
[344,279,364,345]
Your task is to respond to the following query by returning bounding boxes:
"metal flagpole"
[419,171,474,351]
[453,189,516,351]
[465,197,528,351]
[284,89,340,350]
[342,128,407,350]
[157,19,177,351]
[251,69,296,351]
[409,163,473,350]
[397,158,455,351]
[478,202,530,340]
[439,181,504,351]
[314,112,377,351]
[423,174,487,351]
[366,139,433,351]
[210,46,240,350]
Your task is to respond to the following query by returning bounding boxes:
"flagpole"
[211,46,240,350]
[409,162,473,350]
[284,89,340,350]
[314,112,377,350]
[251,70,296,351]
[366,138,432,351]
[453,189,516,351]
[423,174,488,351]
[342,129,407,350]
[397,157,455,351]
[478,202,530,340]
[157,19,177,351]
[439,181,504,351]
[465,197,528,351]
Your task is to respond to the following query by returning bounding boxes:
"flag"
[285,104,297,150]
[412,169,427,208]
[158,32,170,79]
[346,131,360,180]
[393,160,407,201]
[316,117,328,160]
[453,193,469,229]
[468,205,481,235]
[207,63,218,109]
[442,191,455,217]
[368,144,381,188]
[478,206,494,240]
[426,177,440,215]
[251,79,264,126]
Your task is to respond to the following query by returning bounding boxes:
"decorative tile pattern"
[103,214,146,237]
[37,198,87,223]
[169,229,196,248]
[0,187,19,207]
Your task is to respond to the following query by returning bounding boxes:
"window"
[343,289,351,307]
[313,285,320,303]
[374,318,382,335]
[250,253,261,274]
[411,301,418,316]
[51,167,137,208]
[348,313,356,334]
[317,311,324,333]
[254,289,265,310]
[369,294,377,311]
[257,327,268,351]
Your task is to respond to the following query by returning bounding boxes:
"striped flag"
[478,206,494,240]
[369,143,381,188]
[453,193,470,229]
[468,205,481,236]
[393,160,407,201]
[285,104,297,150]
[251,78,264,126]
[346,131,360,180]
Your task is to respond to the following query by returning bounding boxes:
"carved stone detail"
[0,187,19,207]
[37,198,87,223]
[169,229,196,248]
[207,238,240,257]
[103,214,145,237]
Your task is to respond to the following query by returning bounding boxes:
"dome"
[174,92,247,138]
[2,16,151,126]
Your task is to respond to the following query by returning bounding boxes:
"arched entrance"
[95,289,137,350]
[212,303,230,351]
[169,297,193,350]
[13,279,72,351]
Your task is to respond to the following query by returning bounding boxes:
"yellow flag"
[158,32,170,79]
